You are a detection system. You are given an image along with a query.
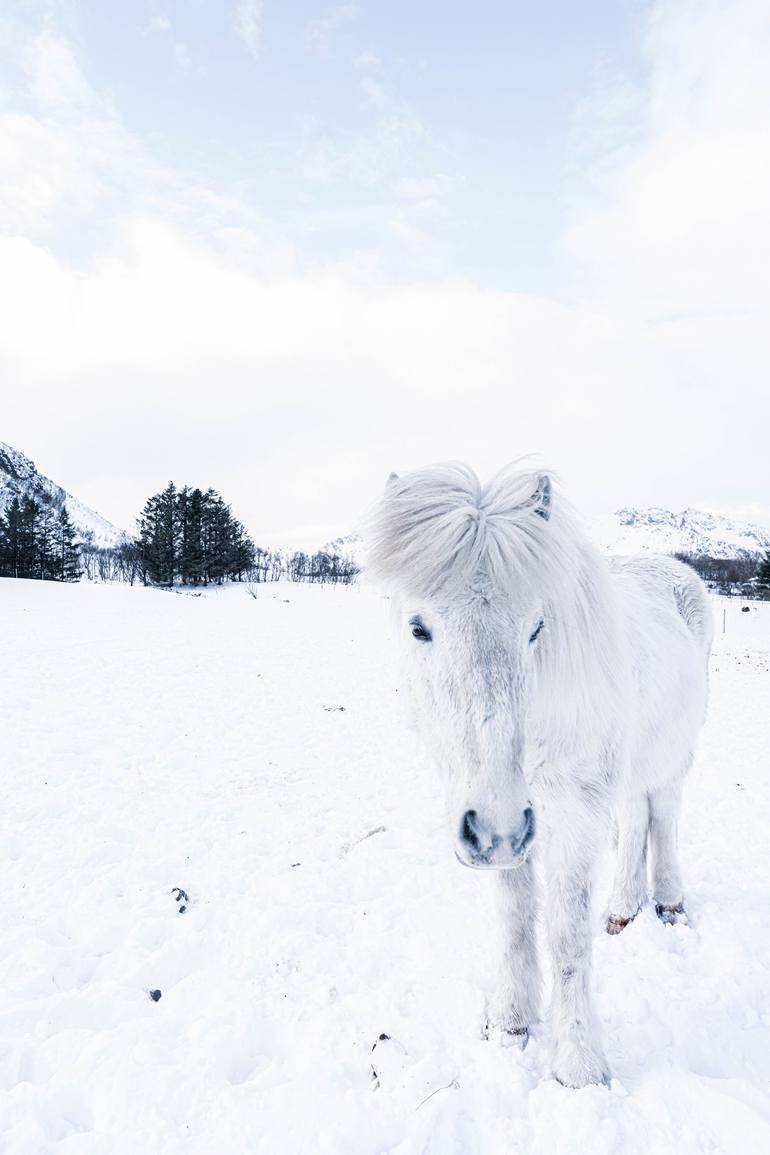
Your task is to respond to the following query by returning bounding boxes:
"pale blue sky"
[2,1,768,539]
[6,0,644,290]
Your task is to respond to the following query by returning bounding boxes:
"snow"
[1,578,769,1154]
[592,506,770,560]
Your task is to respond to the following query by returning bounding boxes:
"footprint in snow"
[369,1033,410,1091]
[369,1034,460,1112]
[172,887,189,914]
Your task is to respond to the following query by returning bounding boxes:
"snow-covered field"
[1,578,769,1155]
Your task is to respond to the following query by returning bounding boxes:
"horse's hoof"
[552,1040,611,1089]
[606,913,633,935]
[655,901,687,926]
[554,1067,611,1089]
[501,1026,529,1050]
[482,1019,529,1048]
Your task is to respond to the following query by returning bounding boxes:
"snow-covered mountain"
[270,511,770,565]
[0,441,125,547]
[593,506,770,560]
[317,511,770,567]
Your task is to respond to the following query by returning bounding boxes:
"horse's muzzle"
[455,805,535,870]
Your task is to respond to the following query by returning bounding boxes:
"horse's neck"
[534,542,625,754]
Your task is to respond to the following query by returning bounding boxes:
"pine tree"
[177,485,190,583]
[138,493,162,584]
[0,497,24,577]
[138,482,178,585]
[36,503,58,580]
[230,522,256,581]
[158,482,178,585]
[179,487,205,585]
[55,507,81,581]
[18,498,40,578]
[757,550,770,598]
[201,489,230,584]
[0,497,43,579]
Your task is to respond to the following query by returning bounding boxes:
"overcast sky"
[1,0,768,543]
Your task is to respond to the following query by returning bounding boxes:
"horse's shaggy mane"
[365,462,582,599]
[364,462,626,746]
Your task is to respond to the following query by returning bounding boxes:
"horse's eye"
[529,619,544,644]
[410,619,432,642]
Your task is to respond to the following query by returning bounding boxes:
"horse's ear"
[386,471,399,488]
[532,474,552,521]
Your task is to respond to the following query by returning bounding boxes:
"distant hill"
[0,441,125,548]
[592,506,770,560]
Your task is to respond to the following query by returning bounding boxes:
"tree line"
[80,537,359,586]
[0,496,81,581]
[84,482,358,588]
[136,483,256,586]
[674,550,770,598]
[0,482,358,589]
[252,544,359,585]
[4,484,767,597]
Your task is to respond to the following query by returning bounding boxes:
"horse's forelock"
[364,461,567,598]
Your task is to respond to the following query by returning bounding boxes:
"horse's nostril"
[461,809,481,850]
[516,806,536,853]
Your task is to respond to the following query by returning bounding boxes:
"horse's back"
[608,553,713,658]
[608,554,713,783]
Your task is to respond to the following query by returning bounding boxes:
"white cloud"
[233,0,263,60]
[0,112,87,233]
[300,112,425,188]
[23,28,103,113]
[392,173,462,201]
[145,16,172,36]
[0,25,252,244]
[141,14,193,70]
[1,1,769,540]
[352,50,381,72]
[305,5,358,59]
[0,31,151,237]
[173,41,192,69]
[4,215,767,537]
[567,0,770,322]
[299,55,432,193]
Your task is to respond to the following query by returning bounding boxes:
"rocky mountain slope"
[0,441,125,547]
[593,506,770,559]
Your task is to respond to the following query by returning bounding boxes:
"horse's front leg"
[545,797,610,1087]
[486,856,539,1045]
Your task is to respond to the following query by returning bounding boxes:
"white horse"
[365,463,712,1088]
